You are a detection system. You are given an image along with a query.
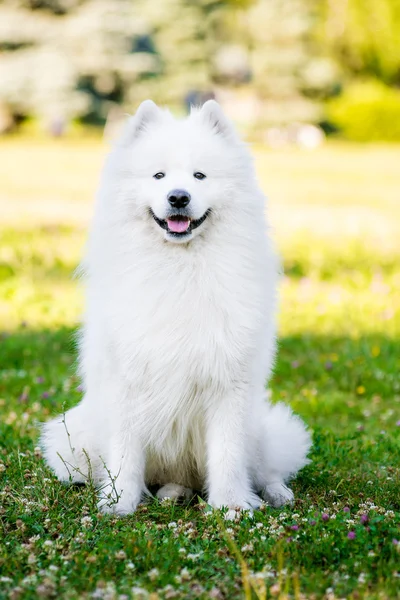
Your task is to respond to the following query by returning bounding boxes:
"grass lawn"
[0,139,399,599]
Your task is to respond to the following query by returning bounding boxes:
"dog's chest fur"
[109,235,267,394]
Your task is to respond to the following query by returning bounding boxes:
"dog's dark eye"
[194,172,206,180]
[153,172,165,180]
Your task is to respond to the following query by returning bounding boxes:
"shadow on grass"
[2,325,398,406]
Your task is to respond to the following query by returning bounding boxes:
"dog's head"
[115,99,254,244]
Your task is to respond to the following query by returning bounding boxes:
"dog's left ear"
[120,100,161,145]
[198,100,234,138]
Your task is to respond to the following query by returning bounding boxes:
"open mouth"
[150,209,210,237]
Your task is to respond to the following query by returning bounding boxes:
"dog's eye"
[194,172,206,180]
[153,172,165,180]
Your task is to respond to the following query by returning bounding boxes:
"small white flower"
[81,516,93,528]
[187,552,202,561]
[22,575,37,585]
[131,586,149,599]
[160,497,173,504]
[147,568,159,581]
[29,535,40,544]
[180,567,191,581]
[163,585,179,598]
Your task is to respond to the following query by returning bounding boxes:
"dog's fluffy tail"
[261,400,312,481]
[251,399,312,507]
[251,397,312,489]
[40,404,103,484]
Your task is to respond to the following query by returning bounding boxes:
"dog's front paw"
[208,489,262,517]
[262,482,294,508]
[97,482,142,516]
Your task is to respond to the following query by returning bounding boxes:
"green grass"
[0,140,399,599]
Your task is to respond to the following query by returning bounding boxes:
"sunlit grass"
[0,139,399,598]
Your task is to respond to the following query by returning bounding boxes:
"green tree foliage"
[317,0,400,140]
[0,0,399,138]
[320,0,400,84]
[327,79,400,141]
[229,0,338,126]
[0,0,335,129]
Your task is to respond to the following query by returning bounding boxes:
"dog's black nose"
[168,189,191,208]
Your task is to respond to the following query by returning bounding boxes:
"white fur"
[41,100,311,515]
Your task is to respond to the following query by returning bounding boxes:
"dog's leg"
[262,481,295,507]
[41,403,103,485]
[97,416,145,515]
[254,400,312,507]
[98,437,145,515]
[156,483,193,502]
[206,388,261,515]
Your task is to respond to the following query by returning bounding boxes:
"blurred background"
[0,0,400,141]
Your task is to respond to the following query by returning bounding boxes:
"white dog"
[41,100,311,515]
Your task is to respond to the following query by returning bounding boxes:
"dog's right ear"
[198,100,234,139]
[119,100,160,145]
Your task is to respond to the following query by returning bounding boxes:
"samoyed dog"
[41,100,311,515]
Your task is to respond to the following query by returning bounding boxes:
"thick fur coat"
[41,100,311,515]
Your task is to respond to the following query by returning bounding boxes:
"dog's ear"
[198,100,233,138]
[120,100,160,145]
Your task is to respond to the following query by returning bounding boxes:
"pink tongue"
[167,218,190,233]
